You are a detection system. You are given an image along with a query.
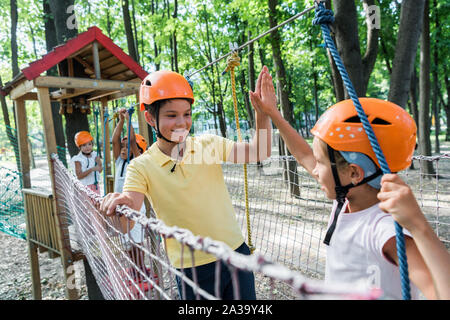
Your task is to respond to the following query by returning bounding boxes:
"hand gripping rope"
[313,1,411,300]
[223,46,255,254]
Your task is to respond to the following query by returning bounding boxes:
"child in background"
[111,108,149,284]
[250,88,438,299]
[71,131,102,194]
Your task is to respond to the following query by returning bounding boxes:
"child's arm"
[378,174,450,299]
[100,190,145,233]
[247,67,316,176]
[74,161,96,180]
[227,66,272,163]
[112,109,126,160]
[95,156,103,173]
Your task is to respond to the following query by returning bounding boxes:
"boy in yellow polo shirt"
[100,67,275,299]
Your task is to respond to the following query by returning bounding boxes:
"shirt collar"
[150,136,196,167]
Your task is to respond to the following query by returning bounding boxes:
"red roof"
[21,26,148,81]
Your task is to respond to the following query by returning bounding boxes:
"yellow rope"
[224,52,255,254]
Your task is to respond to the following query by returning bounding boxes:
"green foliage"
[0,0,449,148]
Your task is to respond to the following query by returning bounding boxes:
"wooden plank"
[136,93,150,146]
[68,58,74,77]
[10,79,35,100]
[105,88,139,102]
[68,43,93,60]
[103,62,128,76]
[87,90,121,101]
[22,188,53,199]
[50,88,95,101]
[14,99,31,188]
[34,76,140,91]
[22,92,38,101]
[73,56,107,79]
[99,55,120,69]
[37,88,58,158]
[28,242,42,300]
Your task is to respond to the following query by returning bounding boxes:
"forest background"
[0,0,448,174]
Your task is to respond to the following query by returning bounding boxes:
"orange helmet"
[74,131,93,148]
[135,134,147,152]
[311,98,417,172]
[139,70,194,111]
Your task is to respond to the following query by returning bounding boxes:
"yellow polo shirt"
[123,134,245,268]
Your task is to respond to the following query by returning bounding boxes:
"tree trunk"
[48,0,89,158]
[151,0,160,70]
[388,0,426,108]
[268,0,299,197]
[10,0,19,78]
[418,0,434,174]
[327,0,379,99]
[409,68,419,134]
[172,0,179,73]
[44,1,70,163]
[432,0,440,153]
[122,0,139,63]
[131,0,140,64]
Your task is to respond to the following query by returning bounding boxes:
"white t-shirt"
[324,200,419,300]
[70,151,100,186]
[115,156,146,245]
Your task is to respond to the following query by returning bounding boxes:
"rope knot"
[312,3,334,26]
[223,52,241,75]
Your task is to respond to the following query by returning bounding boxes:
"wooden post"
[37,87,79,300]
[135,93,152,146]
[14,99,31,188]
[14,98,42,298]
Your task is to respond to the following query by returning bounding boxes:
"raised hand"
[249,66,277,116]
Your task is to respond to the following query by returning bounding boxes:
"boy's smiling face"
[120,138,128,159]
[312,136,336,200]
[146,99,192,143]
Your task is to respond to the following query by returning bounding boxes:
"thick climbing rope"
[224,51,254,254]
[103,107,109,196]
[93,106,100,190]
[313,1,411,300]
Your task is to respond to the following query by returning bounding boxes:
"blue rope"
[127,106,135,164]
[313,2,411,300]
[93,107,100,190]
[103,108,109,196]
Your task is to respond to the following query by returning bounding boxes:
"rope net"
[0,167,26,239]
[52,154,381,300]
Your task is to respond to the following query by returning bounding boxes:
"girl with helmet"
[71,131,102,194]
[111,107,150,290]
[100,67,275,300]
[252,93,438,299]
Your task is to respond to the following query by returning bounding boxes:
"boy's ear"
[144,110,156,128]
[349,163,365,184]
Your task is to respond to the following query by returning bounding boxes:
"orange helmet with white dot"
[310,98,417,172]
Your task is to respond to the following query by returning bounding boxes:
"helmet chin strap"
[323,144,382,246]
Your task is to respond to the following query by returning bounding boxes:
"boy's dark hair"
[144,98,192,117]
